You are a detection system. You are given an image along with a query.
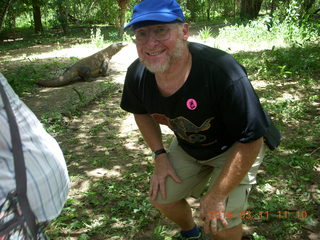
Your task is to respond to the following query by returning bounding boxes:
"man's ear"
[182,23,189,40]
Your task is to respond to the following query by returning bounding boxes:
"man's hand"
[200,193,228,234]
[149,154,181,201]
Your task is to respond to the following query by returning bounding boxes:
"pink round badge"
[186,98,197,110]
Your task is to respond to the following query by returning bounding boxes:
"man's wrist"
[207,185,228,201]
[207,192,227,201]
[153,148,166,158]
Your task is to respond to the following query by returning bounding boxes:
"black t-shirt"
[121,42,271,160]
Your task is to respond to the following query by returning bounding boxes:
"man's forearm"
[134,114,181,200]
[208,138,263,200]
[134,113,164,151]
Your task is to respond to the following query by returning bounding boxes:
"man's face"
[134,23,189,73]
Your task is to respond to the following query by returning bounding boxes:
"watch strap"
[153,148,166,156]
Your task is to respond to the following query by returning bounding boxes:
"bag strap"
[0,82,37,238]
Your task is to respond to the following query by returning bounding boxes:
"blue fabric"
[131,20,182,31]
[181,225,201,238]
[124,0,185,30]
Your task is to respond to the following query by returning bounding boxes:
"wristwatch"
[153,148,166,157]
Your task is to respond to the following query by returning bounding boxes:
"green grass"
[233,43,319,239]
[2,58,78,96]
[213,14,320,52]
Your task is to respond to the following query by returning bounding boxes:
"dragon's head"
[107,42,127,58]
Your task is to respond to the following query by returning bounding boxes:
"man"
[120,1,281,239]
[0,73,70,233]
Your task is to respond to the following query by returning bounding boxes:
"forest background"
[0,0,319,239]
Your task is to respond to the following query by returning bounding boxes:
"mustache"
[140,39,186,73]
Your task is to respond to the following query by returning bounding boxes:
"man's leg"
[202,143,266,240]
[151,198,195,231]
[152,195,243,240]
[151,138,212,233]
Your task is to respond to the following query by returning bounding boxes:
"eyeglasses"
[133,25,176,45]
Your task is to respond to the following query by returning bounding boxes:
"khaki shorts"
[155,139,266,229]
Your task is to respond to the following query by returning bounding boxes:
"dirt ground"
[20,43,138,117]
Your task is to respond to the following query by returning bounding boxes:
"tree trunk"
[240,0,263,19]
[32,0,43,33]
[120,4,126,27]
[116,0,129,37]
[207,0,213,20]
[0,0,13,32]
[57,0,69,34]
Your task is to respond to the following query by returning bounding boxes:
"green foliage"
[198,26,214,40]
[2,0,121,31]
[217,16,274,44]
[253,232,267,240]
[90,27,104,48]
[72,88,86,103]
[216,12,320,49]
[1,55,78,96]
[122,31,134,43]
[270,0,320,44]
[2,0,320,35]
[4,64,38,95]
[4,1,31,29]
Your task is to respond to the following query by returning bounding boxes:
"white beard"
[140,39,186,73]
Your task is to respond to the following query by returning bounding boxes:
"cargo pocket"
[219,184,251,230]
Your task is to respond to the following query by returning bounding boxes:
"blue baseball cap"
[124,0,185,30]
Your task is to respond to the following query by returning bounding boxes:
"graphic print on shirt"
[186,98,197,110]
[151,113,215,144]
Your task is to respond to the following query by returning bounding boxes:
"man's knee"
[150,198,183,211]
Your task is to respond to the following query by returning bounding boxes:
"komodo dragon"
[37,42,126,87]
